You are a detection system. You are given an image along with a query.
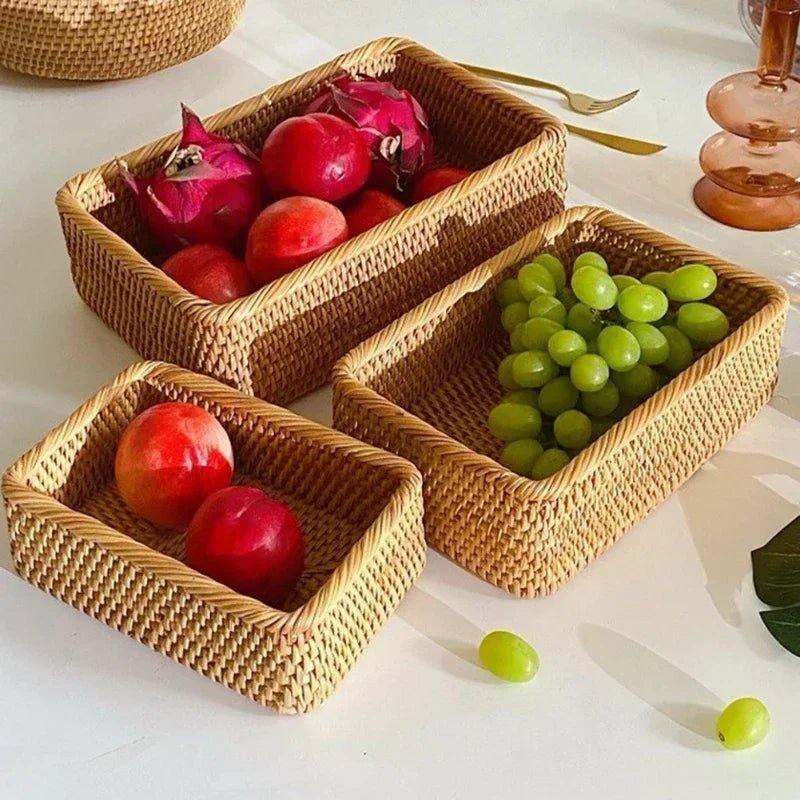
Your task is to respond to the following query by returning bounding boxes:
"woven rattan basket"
[55,37,566,405]
[332,206,789,597]
[0,0,245,80]
[2,362,425,712]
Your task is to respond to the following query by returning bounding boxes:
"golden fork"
[458,62,639,115]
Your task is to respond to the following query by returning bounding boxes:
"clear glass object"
[695,0,800,230]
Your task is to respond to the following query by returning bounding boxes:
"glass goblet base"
[693,176,800,231]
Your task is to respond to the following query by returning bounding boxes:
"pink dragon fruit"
[306,74,433,191]
[120,105,264,252]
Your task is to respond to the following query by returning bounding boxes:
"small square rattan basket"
[55,37,566,405]
[332,206,789,597]
[1,362,425,713]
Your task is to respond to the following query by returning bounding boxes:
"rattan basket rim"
[54,35,566,327]
[2,361,423,632]
[333,205,790,500]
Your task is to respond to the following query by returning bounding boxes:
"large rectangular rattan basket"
[332,206,789,597]
[56,37,566,405]
[1,362,425,712]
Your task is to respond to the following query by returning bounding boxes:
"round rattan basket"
[0,0,245,81]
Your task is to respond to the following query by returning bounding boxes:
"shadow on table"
[772,353,800,424]
[676,450,800,651]
[579,623,723,751]
[396,586,494,684]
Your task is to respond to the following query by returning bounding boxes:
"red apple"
[411,166,473,204]
[161,243,255,303]
[186,486,305,607]
[115,402,234,529]
[261,113,371,202]
[245,196,348,286]
[342,190,406,237]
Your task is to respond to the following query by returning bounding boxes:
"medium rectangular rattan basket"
[332,206,789,597]
[56,37,566,405]
[1,362,425,713]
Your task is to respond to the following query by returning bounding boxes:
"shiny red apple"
[261,113,371,202]
[161,243,255,304]
[115,402,234,529]
[410,166,473,204]
[342,189,406,236]
[185,486,305,607]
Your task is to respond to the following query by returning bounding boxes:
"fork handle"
[457,62,568,100]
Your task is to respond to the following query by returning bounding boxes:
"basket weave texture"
[2,362,426,713]
[56,37,566,405]
[0,0,245,80]
[332,206,789,598]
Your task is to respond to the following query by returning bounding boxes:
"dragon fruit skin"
[306,75,433,187]
[120,105,265,252]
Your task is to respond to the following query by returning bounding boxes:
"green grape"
[488,402,542,441]
[617,284,669,323]
[612,274,640,292]
[531,448,571,479]
[554,409,592,449]
[538,376,579,417]
[512,351,558,388]
[667,263,717,303]
[499,438,544,476]
[570,354,609,393]
[571,266,618,311]
[503,389,539,407]
[517,261,556,300]
[660,325,694,375]
[567,303,604,340]
[597,325,641,372]
[497,354,520,390]
[581,382,620,417]
[529,295,567,326]
[574,251,609,273]
[677,302,730,345]
[642,271,670,291]
[590,416,614,439]
[533,253,567,291]
[501,301,530,333]
[609,395,639,420]
[510,323,526,352]
[479,630,539,682]
[557,287,578,311]
[521,317,564,350]
[625,322,669,366]
[611,363,661,399]
[547,329,588,367]
[716,698,770,751]
[496,278,524,307]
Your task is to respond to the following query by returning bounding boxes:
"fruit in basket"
[120,105,264,252]
[479,631,539,682]
[503,389,539,407]
[716,698,770,750]
[666,263,717,302]
[341,189,406,236]
[500,438,544,476]
[245,196,349,285]
[677,302,730,344]
[306,74,433,187]
[261,113,371,202]
[488,402,542,441]
[490,250,732,480]
[115,402,234,529]
[410,166,473,204]
[161,243,255,303]
[186,486,305,607]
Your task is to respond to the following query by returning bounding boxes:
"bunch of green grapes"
[492,251,729,479]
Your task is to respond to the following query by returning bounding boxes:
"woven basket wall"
[0,0,245,80]
[2,362,426,713]
[332,206,789,598]
[55,37,567,405]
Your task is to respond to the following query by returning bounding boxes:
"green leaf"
[761,604,800,657]
[751,515,800,608]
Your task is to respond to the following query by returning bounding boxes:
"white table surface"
[2,1,799,798]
